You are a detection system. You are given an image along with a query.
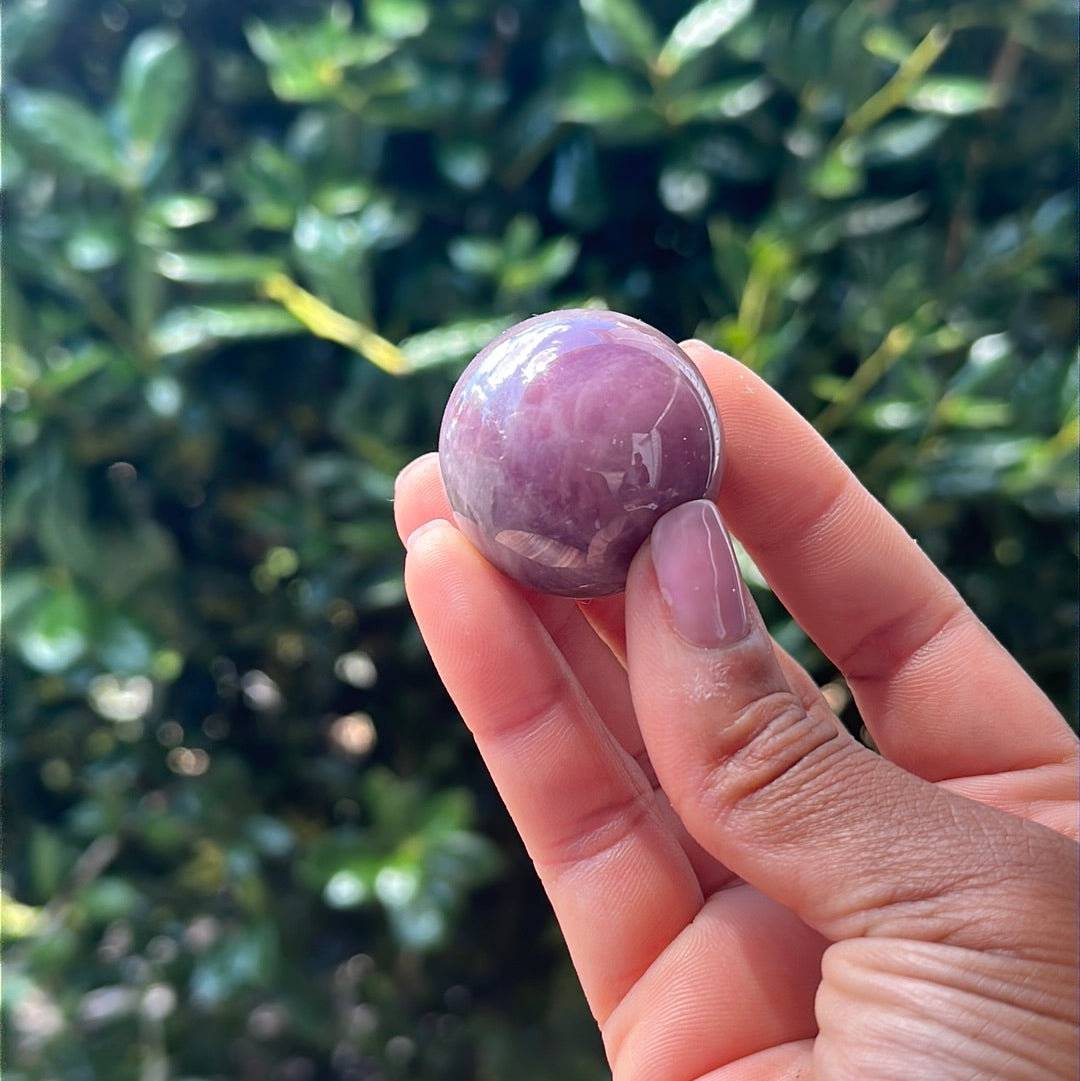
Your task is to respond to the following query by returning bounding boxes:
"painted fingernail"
[651,500,748,648]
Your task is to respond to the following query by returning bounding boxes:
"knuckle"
[688,690,852,837]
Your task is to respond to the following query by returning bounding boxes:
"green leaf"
[64,220,124,272]
[657,0,755,76]
[840,194,928,237]
[908,78,999,115]
[580,0,659,70]
[809,146,865,199]
[559,68,647,126]
[7,87,120,183]
[658,165,711,215]
[155,251,285,284]
[667,76,771,123]
[113,28,195,186]
[435,141,491,191]
[34,344,114,395]
[856,116,946,164]
[367,0,429,40]
[398,317,517,370]
[447,237,502,276]
[501,236,580,294]
[3,569,48,626]
[80,878,145,922]
[151,305,304,356]
[16,585,93,673]
[5,0,69,72]
[245,16,395,103]
[862,25,914,64]
[936,395,1013,429]
[143,194,217,229]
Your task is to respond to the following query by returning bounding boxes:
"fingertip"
[679,338,730,358]
[393,452,452,546]
[394,450,439,496]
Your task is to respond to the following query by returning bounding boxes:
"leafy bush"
[3,0,1076,1078]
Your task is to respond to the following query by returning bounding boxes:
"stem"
[814,321,916,437]
[837,24,951,143]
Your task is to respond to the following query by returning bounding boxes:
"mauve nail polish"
[650,500,748,648]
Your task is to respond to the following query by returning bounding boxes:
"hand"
[395,341,1079,1081]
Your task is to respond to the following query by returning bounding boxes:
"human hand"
[395,341,1079,1081]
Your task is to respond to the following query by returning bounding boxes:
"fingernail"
[651,500,748,648]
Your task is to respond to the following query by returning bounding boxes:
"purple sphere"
[438,309,723,597]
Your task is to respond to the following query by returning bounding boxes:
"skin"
[395,341,1079,1081]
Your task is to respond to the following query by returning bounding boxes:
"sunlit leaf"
[657,0,755,76]
[809,146,864,198]
[908,77,999,115]
[245,16,395,103]
[398,316,517,370]
[65,223,123,272]
[862,25,913,64]
[151,304,304,356]
[501,236,580,294]
[936,395,1013,429]
[143,194,217,228]
[435,141,491,191]
[667,76,771,123]
[367,0,429,40]
[0,892,45,942]
[113,28,195,186]
[155,251,285,284]
[558,68,646,126]
[658,165,711,216]
[16,586,93,673]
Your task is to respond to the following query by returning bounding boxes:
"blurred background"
[2,0,1076,1078]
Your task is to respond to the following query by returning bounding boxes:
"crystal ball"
[438,309,723,597]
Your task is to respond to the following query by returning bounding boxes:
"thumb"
[624,499,1074,956]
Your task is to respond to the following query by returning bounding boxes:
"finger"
[395,454,735,892]
[679,341,1078,782]
[392,454,832,715]
[405,520,833,1052]
[601,884,825,1078]
[393,452,450,543]
[394,455,643,773]
[625,500,1078,955]
[403,519,703,1023]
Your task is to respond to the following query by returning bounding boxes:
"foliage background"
[3,0,1076,1078]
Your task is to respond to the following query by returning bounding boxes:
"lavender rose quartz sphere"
[438,309,723,597]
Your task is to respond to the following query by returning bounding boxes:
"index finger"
[681,341,1077,781]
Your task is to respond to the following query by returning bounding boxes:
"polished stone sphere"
[438,309,723,597]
